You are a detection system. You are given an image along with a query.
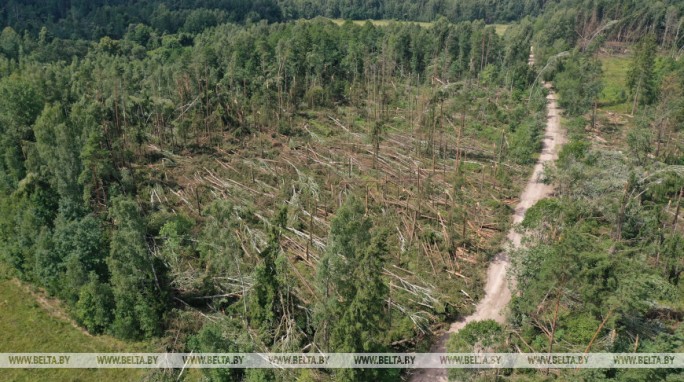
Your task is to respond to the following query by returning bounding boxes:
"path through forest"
[409,50,565,382]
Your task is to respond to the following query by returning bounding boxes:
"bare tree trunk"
[548,291,561,354]
[631,77,641,116]
[615,183,629,241]
[633,334,640,352]
[583,309,614,353]
[656,120,664,158]
[546,289,563,375]
[672,187,683,231]
[455,103,465,172]
[672,18,682,57]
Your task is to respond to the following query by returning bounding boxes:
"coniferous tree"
[108,196,167,339]
[330,230,395,382]
[33,103,83,208]
[627,34,658,113]
[316,196,395,381]
[75,272,114,334]
[247,228,281,342]
[188,322,246,382]
[315,196,371,350]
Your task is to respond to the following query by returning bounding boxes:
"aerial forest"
[0,0,683,381]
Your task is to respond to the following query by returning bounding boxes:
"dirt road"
[409,66,565,382]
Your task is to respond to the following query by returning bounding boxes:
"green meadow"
[0,267,150,382]
[598,54,631,113]
[326,18,509,35]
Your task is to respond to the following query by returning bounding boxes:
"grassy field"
[493,24,509,36]
[328,18,433,28]
[0,266,151,382]
[598,54,631,113]
[326,18,509,35]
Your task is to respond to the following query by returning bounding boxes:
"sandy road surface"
[408,73,565,382]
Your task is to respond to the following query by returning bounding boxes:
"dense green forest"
[1,0,542,39]
[1,0,684,382]
[0,0,283,39]
[278,0,547,24]
[3,0,684,42]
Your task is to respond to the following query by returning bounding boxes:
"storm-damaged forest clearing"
[0,1,684,381]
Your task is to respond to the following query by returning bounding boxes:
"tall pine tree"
[108,196,167,339]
